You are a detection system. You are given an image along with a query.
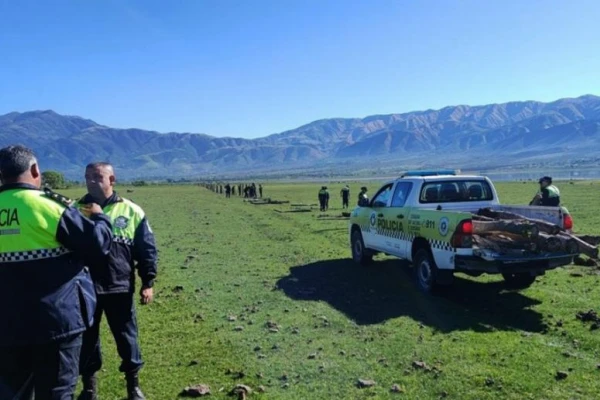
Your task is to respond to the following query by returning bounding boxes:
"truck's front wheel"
[414,249,439,293]
[351,230,372,266]
[502,273,536,289]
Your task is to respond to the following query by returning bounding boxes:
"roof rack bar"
[400,169,459,177]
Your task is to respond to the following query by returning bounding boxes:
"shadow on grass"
[276,258,546,333]
[312,228,347,234]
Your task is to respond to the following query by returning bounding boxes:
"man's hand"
[530,194,542,206]
[140,287,154,305]
[80,203,103,217]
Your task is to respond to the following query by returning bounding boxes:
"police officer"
[340,185,350,209]
[530,176,560,206]
[0,145,113,400]
[358,186,369,206]
[77,162,158,400]
[318,186,330,211]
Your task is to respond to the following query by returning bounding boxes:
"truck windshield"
[419,180,493,203]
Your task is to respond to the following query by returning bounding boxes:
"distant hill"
[1,95,599,178]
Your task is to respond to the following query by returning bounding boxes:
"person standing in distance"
[358,187,369,206]
[77,162,158,400]
[340,185,350,209]
[318,186,330,212]
[0,145,113,400]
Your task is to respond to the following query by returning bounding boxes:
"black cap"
[361,186,367,191]
[539,176,552,184]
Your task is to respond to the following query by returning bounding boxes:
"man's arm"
[530,194,541,206]
[133,217,158,289]
[56,206,113,257]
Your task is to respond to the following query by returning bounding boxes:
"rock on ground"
[181,384,211,397]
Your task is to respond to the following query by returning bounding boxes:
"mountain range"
[1,95,599,179]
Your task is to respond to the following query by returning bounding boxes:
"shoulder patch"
[43,187,74,207]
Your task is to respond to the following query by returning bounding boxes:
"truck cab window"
[420,180,493,203]
[391,182,413,207]
[371,184,393,207]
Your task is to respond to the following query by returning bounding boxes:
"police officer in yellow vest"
[0,145,113,400]
[530,176,560,207]
[77,162,157,400]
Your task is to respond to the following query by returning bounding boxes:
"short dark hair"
[86,162,113,170]
[539,176,552,184]
[0,145,37,182]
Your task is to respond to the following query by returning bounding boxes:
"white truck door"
[364,183,394,251]
[379,181,415,258]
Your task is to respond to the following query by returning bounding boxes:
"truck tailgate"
[496,205,564,226]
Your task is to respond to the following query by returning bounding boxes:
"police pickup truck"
[349,170,575,293]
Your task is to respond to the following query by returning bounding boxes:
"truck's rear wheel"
[502,273,536,289]
[351,230,372,266]
[414,249,439,293]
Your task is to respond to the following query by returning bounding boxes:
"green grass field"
[63,180,600,399]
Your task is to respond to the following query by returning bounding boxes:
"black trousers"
[79,294,143,376]
[342,196,349,208]
[0,333,82,400]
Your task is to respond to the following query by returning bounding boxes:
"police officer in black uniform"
[77,162,157,400]
[340,185,350,209]
[358,186,369,206]
[318,186,330,211]
[0,145,113,400]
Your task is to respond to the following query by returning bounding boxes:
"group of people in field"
[317,184,369,211]
[202,182,264,199]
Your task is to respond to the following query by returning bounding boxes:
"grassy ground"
[62,180,600,399]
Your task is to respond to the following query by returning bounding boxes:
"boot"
[77,374,98,400]
[126,373,146,400]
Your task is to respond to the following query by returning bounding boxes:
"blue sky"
[1,0,599,138]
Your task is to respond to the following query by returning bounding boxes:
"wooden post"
[473,220,539,239]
